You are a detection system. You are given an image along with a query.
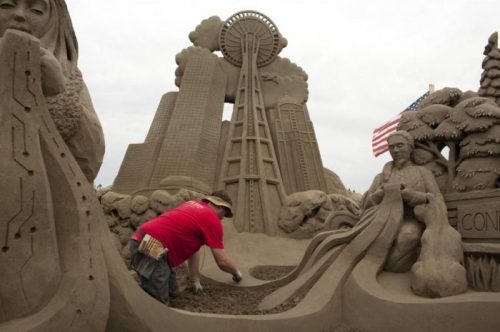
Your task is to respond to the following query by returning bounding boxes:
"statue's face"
[0,0,51,39]
[388,135,412,166]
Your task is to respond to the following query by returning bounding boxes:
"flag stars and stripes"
[372,91,430,157]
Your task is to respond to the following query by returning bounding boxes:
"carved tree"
[397,87,500,193]
[478,31,500,107]
[450,97,500,191]
[399,88,465,193]
[405,92,500,193]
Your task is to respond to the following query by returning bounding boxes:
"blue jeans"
[129,239,177,303]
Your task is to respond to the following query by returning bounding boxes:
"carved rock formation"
[277,190,360,237]
[100,188,204,261]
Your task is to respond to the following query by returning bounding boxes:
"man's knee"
[398,221,423,249]
[385,221,424,272]
[129,239,139,254]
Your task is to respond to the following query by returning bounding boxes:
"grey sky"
[65,0,499,192]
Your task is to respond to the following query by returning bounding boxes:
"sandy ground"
[148,219,309,314]
[198,219,309,286]
[169,265,296,314]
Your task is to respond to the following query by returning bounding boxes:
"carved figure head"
[0,0,77,74]
[0,0,51,38]
[388,130,414,168]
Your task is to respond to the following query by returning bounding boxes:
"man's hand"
[191,276,203,294]
[232,270,242,283]
[365,188,384,208]
[401,188,428,206]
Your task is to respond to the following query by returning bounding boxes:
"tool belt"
[138,234,167,260]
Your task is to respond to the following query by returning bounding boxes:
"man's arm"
[188,251,203,293]
[188,250,201,280]
[363,173,384,209]
[211,248,242,281]
[420,167,444,198]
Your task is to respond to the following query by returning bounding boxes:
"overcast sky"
[65,0,499,193]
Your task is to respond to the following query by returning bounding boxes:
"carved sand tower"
[218,11,287,235]
[274,98,327,194]
[113,53,226,195]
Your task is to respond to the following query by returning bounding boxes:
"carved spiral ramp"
[0,30,109,331]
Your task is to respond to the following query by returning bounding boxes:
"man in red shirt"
[129,190,242,304]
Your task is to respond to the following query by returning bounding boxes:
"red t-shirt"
[138,200,224,267]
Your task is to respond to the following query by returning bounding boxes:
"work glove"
[232,270,243,283]
[191,276,203,294]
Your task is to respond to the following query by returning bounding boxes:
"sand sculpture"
[112,11,353,236]
[363,131,467,296]
[21,0,105,183]
[0,2,108,330]
[2,4,500,332]
[0,28,108,332]
[277,190,361,236]
[102,18,499,331]
[0,0,104,183]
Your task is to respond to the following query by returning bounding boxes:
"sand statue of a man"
[0,0,105,182]
[364,130,467,296]
[260,130,468,311]
[364,131,441,271]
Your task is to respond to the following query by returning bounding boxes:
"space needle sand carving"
[218,11,287,235]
